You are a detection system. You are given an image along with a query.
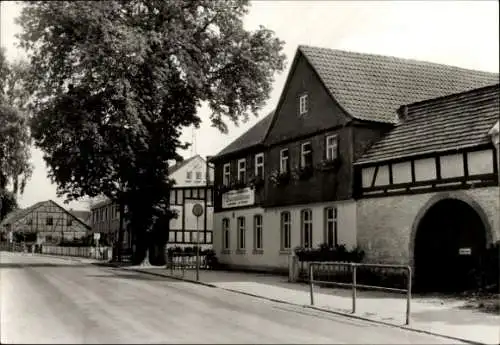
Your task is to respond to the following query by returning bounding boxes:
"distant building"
[90,154,214,250]
[0,200,91,244]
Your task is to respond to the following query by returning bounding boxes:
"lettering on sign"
[458,248,471,256]
[222,187,255,209]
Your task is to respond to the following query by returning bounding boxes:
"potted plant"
[318,157,342,171]
[249,175,265,190]
[292,164,314,181]
[269,169,290,187]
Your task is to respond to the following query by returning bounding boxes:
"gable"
[263,52,351,146]
[169,155,212,187]
[8,200,91,231]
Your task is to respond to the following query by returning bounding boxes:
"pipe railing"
[309,262,412,325]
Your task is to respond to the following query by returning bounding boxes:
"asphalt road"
[0,252,466,344]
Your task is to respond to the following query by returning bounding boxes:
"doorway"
[413,198,487,293]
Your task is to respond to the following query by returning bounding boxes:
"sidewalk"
[122,266,499,345]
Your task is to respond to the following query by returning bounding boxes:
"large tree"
[0,48,32,221]
[18,0,285,263]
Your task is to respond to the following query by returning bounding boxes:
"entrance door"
[414,199,487,293]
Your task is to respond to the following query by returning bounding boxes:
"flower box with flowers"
[318,157,342,171]
[292,164,314,181]
[249,175,265,190]
[216,184,230,195]
[230,179,247,190]
[269,170,290,187]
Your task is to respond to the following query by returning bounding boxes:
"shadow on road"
[86,271,170,282]
[0,263,87,269]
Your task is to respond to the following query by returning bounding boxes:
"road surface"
[1,252,465,344]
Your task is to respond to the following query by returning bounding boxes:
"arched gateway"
[410,192,493,293]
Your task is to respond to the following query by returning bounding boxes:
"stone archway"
[409,192,493,293]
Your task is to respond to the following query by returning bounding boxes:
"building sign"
[222,187,255,209]
[458,248,472,255]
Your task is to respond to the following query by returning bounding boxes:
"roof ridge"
[298,45,499,75]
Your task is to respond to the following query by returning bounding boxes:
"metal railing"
[309,262,412,325]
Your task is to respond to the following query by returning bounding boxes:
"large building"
[0,200,91,244]
[209,45,499,276]
[355,85,499,291]
[90,154,214,250]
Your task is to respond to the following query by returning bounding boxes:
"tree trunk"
[116,200,125,262]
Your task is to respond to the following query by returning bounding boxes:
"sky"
[1,0,499,211]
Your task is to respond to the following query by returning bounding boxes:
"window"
[195,171,202,180]
[66,218,73,227]
[223,163,231,186]
[186,171,192,180]
[237,216,246,250]
[324,207,338,248]
[222,218,230,250]
[254,215,263,250]
[301,142,312,168]
[104,208,108,220]
[299,94,308,115]
[26,218,32,226]
[255,153,264,178]
[46,216,53,226]
[280,212,291,250]
[326,135,338,161]
[301,209,313,248]
[280,149,289,173]
[237,159,246,183]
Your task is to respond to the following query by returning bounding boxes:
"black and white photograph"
[0,0,499,344]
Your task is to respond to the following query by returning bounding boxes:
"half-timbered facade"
[355,84,500,292]
[1,200,91,244]
[210,45,499,273]
[90,154,214,250]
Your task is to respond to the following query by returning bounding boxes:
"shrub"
[294,243,365,263]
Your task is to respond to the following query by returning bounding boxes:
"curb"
[124,267,489,345]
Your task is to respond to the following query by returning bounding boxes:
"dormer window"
[299,94,308,115]
[223,163,231,186]
[237,158,246,183]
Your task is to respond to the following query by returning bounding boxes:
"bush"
[295,243,365,263]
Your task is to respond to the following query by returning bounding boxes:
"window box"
[252,249,264,255]
[236,249,246,255]
[249,175,265,190]
[293,164,314,181]
[318,157,342,171]
[270,169,291,187]
[215,184,230,195]
[231,179,247,190]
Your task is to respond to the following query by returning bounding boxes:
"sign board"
[192,203,204,217]
[222,187,255,209]
[93,233,101,241]
[458,248,472,255]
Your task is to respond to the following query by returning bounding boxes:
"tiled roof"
[299,46,499,124]
[355,84,500,165]
[213,111,274,158]
[168,155,201,175]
